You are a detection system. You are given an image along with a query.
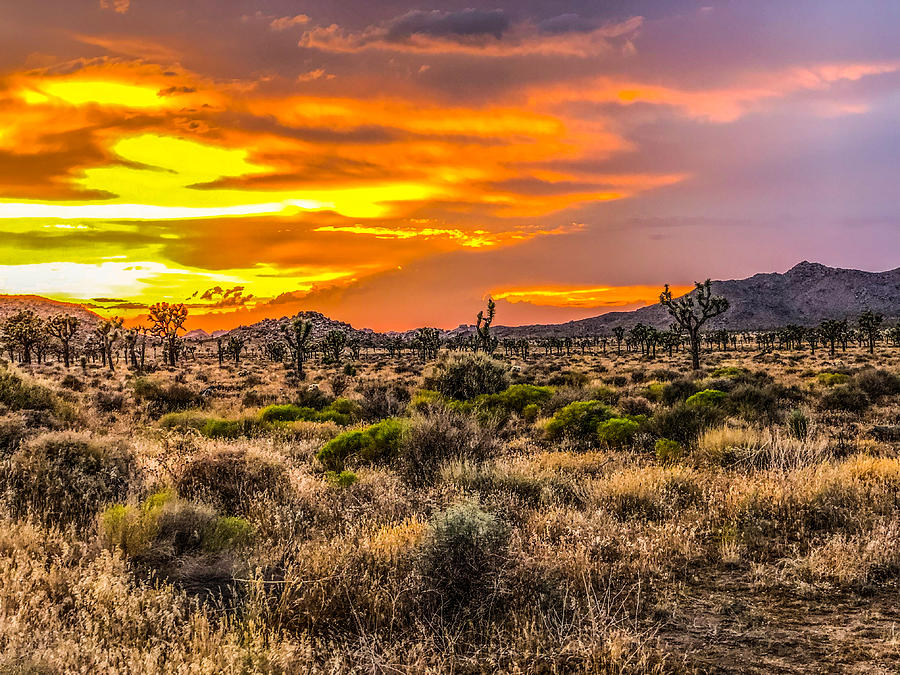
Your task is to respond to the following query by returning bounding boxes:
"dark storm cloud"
[384,9,510,41]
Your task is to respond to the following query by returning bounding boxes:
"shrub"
[94,389,127,413]
[316,418,405,471]
[357,382,411,421]
[819,385,870,413]
[475,384,554,414]
[655,438,683,464]
[729,383,782,423]
[133,378,199,415]
[650,402,715,446]
[685,389,727,408]
[101,491,252,560]
[855,369,900,399]
[157,410,209,432]
[258,403,318,423]
[417,502,510,618]
[408,389,444,414]
[619,396,653,417]
[0,413,27,457]
[324,470,358,488]
[662,377,700,405]
[788,409,809,440]
[423,352,510,400]
[817,372,850,387]
[545,400,615,444]
[650,368,681,382]
[399,408,500,481]
[547,370,589,387]
[294,385,333,410]
[2,432,136,529]
[711,366,745,378]
[597,417,640,449]
[175,448,289,516]
[0,367,71,421]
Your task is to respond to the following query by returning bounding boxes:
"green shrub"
[324,470,358,488]
[819,385,870,413]
[258,404,318,423]
[655,438,683,463]
[408,389,444,414]
[423,353,510,400]
[817,372,850,387]
[0,366,57,412]
[417,502,510,618]
[2,431,137,529]
[175,448,289,516]
[158,411,209,432]
[545,400,615,444]
[316,418,405,471]
[597,417,640,448]
[473,384,554,414]
[685,389,727,408]
[101,490,252,559]
[643,383,665,402]
[711,366,745,378]
[522,403,540,422]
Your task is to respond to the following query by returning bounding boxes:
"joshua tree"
[858,309,883,354]
[322,329,347,364]
[612,326,625,355]
[2,310,44,365]
[94,317,123,372]
[46,314,79,368]
[818,319,846,357]
[414,327,442,361]
[283,317,313,377]
[227,334,246,365]
[148,302,188,367]
[475,298,498,354]
[660,280,730,370]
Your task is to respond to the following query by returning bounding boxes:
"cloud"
[270,15,310,32]
[298,14,642,57]
[383,9,510,41]
[99,0,130,14]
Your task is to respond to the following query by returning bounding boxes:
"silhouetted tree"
[148,302,188,366]
[858,309,883,354]
[46,314,79,368]
[475,298,498,354]
[283,317,313,377]
[660,280,729,370]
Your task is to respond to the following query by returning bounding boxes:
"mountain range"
[1,262,897,342]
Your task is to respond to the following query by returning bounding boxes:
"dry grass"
[0,344,897,672]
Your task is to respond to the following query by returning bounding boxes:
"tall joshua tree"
[46,314,79,368]
[476,298,498,354]
[94,317,123,372]
[660,280,729,370]
[283,317,313,378]
[858,309,883,354]
[612,326,625,355]
[2,310,44,364]
[148,302,188,367]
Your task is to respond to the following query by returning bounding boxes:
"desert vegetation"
[1,295,900,673]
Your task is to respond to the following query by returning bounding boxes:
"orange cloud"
[532,61,900,122]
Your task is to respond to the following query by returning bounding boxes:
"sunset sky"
[1,1,898,331]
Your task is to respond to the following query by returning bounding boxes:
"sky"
[1,0,898,331]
